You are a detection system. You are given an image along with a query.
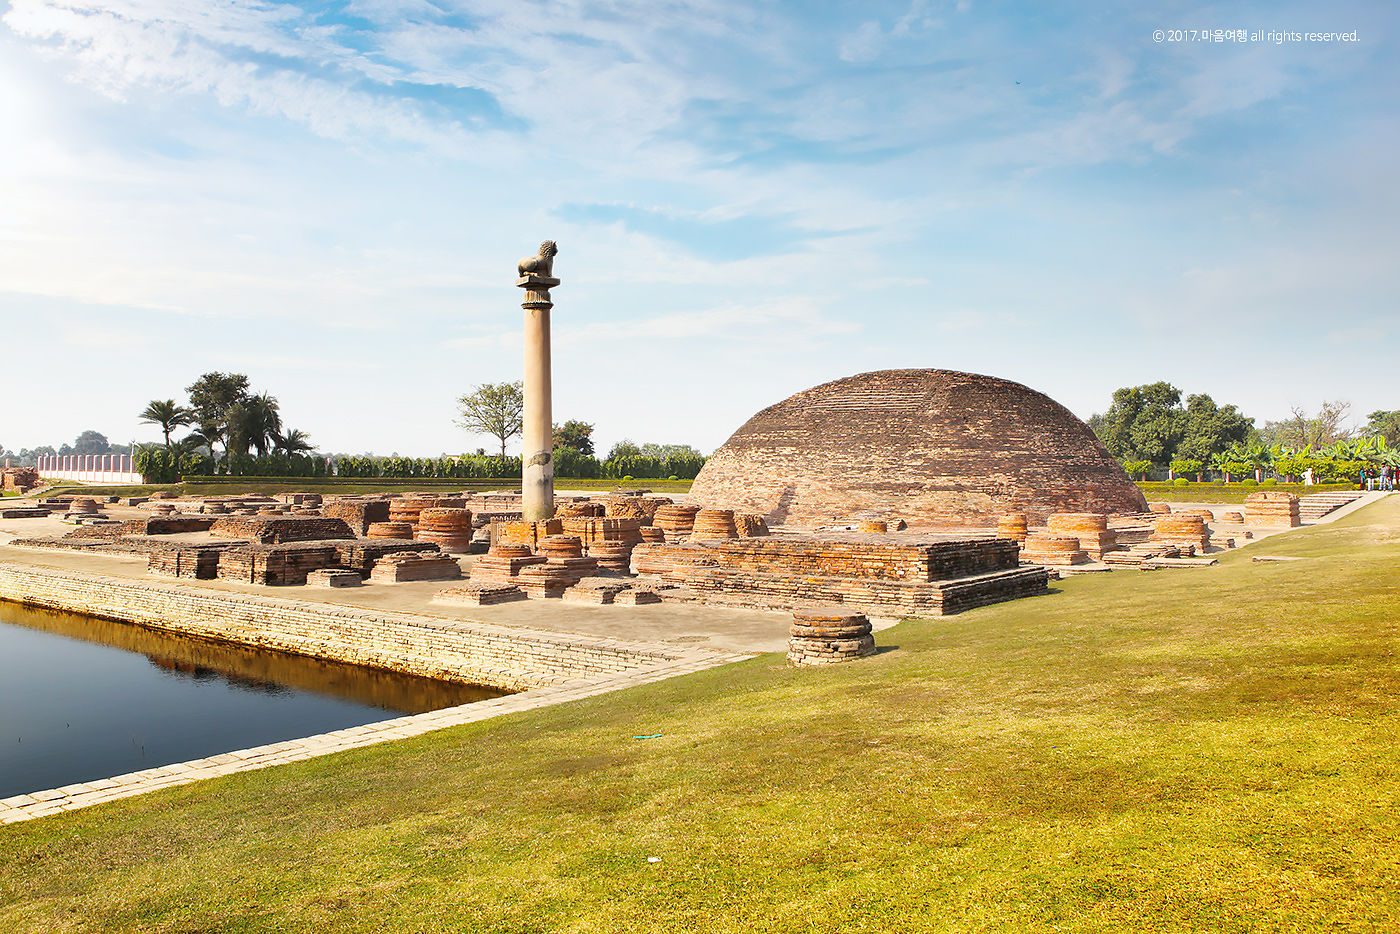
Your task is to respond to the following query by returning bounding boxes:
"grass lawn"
[3,500,1398,932]
[1135,481,1358,504]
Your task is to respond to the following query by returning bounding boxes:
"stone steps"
[1298,492,1365,520]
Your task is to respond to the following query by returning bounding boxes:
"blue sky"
[1,0,1395,457]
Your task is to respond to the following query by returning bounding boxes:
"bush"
[1241,478,1258,486]
[1173,477,1189,486]
[1261,478,1278,486]
[134,447,217,483]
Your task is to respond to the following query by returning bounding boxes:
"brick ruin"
[788,607,876,666]
[8,485,1216,619]
[1,467,40,493]
[1244,491,1301,527]
[688,369,1149,529]
[627,536,1048,616]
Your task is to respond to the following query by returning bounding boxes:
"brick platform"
[432,582,528,606]
[210,516,356,544]
[147,542,247,580]
[334,538,441,577]
[367,552,463,583]
[218,542,341,585]
[630,536,1046,616]
[306,568,362,588]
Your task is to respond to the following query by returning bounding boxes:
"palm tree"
[272,428,314,456]
[226,394,282,457]
[183,424,223,458]
[139,399,195,448]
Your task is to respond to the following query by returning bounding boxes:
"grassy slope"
[3,501,1398,932]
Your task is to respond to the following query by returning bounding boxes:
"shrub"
[1241,478,1258,486]
[1261,478,1278,486]
[1173,477,1189,486]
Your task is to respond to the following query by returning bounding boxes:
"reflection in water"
[1,600,513,798]
[2,601,507,714]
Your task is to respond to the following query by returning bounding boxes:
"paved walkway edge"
[0,648,751,824]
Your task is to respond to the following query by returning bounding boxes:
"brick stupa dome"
[688,368,1147,528]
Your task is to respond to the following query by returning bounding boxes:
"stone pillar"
[516,241,561,522]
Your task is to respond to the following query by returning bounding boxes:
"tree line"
[136,373,318,482]
[455,381,707,480]
[0,431,132,465]
[124,377,708,481]
[1090,382,1400,483]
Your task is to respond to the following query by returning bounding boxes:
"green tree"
[226,393,282,457]
[606,439,641,461]
[1364,410,1400,446]
[185,372,251,457]
[456,382,524,457]
[182,426,222,458]
[640,442,703,460]
[1177,394,1253,463]
[1170,458,1204,481]
[553,419,595,456]
[139,399,195,447]
[73,430,111,455]
[1120,459,1153,481]
[1090,382,1186,466]
[1210,442,1257,482]
[1258,401,1354,450]
[272,428,315,456]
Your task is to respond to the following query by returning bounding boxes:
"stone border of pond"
[0,560,747,823]
[0,562,710,690]
[0,650,744,823]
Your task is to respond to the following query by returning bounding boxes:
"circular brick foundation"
[787,606,876,666]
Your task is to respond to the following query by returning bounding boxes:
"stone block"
[367,552,462,583]
[306,568,363,588]
[217,542,341,585]
[432,583,527,606]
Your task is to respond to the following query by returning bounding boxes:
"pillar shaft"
[521,305,554,520]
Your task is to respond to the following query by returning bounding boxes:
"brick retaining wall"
[0,562,679,691]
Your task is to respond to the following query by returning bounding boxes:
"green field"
[3,499,1398,932]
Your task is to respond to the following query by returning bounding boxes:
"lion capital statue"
[517,240,558,279]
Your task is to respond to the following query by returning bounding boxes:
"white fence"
[36,454,144,484]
